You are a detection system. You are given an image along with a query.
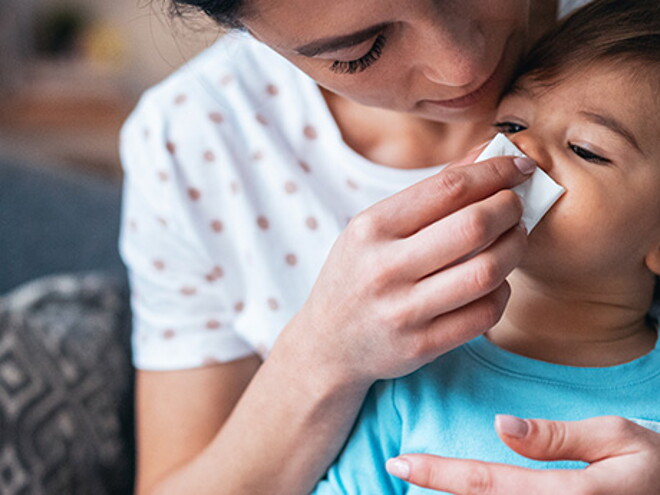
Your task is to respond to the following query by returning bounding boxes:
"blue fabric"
[314,333,660,495]
[0,158,126,294]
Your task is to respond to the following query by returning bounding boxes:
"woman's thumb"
[494,415,643,463]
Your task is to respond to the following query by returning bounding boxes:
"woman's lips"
[422,56,503,110]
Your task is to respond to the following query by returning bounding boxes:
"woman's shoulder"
[122,33,324,168]
[132,33,311,123]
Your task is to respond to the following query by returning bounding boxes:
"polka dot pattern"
[284,181,298,194]
[180,286,197,296]
[267,298,279,311]
[121,36,432,371]
[285,254,297,266]
[205,266,224,282]
[257,216,269,230]
[211,219,224,233]
[346,179,360,190]
[256,113,268,126]
[206,319,222,330]
[188,188,201,201]
[209,112,224,124]
[306,217,319,230]
[303,125,318,140]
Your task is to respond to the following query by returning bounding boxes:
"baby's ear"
[645,246,660,276]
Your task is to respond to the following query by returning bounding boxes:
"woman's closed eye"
[330,35,387,75]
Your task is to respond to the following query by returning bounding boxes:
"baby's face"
[495,63,660,287]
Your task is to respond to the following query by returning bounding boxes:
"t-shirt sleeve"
[119,90,256,370]
[312,380,406,495]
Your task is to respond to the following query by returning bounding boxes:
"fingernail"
[495,414,529,438]
[513,157,536,174]
[386,458,411,480]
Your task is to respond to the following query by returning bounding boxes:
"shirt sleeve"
[119,90,256,370]
[312,380,406,495]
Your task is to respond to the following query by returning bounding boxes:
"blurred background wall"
[0,0,221,177]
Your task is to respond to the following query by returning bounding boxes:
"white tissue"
[477,133,565,232]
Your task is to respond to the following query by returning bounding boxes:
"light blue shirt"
[313,333,660,494]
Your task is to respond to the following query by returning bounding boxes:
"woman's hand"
[280,155,535,388]
[386,415,660,494]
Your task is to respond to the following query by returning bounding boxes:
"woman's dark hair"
[169,0,246,30]
[514,0,660,87]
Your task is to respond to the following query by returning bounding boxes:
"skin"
[489,64,660,366]
[245,0,529,167]
[136,1,660,494]
[389,63,660,493]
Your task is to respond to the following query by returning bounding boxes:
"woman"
[120,0,660,493]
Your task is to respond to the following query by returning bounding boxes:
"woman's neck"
[320,87,495,169]
[487,272,658,367]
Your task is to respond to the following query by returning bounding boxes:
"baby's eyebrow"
[579,111,643,155]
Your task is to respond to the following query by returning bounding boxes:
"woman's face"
[243,0,530,123]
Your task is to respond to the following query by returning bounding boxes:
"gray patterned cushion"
[0,273,134,494]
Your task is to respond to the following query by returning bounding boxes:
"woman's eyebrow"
[579,111,643,155]
[294,23,388,57]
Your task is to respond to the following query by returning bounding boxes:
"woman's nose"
[416,23,483,87]
[510,133,553,172]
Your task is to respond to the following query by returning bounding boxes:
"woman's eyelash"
[330,35,387,75]
[493,122,526,134]
[569,144,611,164]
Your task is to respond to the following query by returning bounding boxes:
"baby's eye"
[569,144,611,164]
[493,121,527,134]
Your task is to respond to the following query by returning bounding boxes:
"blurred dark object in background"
[34,4,89,58]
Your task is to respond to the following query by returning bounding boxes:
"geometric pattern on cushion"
[0,273,134,494]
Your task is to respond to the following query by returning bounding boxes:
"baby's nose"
[510,134,553,173]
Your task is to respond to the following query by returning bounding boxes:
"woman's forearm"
[148,318,372,495]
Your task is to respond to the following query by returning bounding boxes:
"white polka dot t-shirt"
[119,33,445,370]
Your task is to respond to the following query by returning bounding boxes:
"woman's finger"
[397,189,523,280]
[386,455,589,495]
[494,415,651,462]
[411,282,512,359]
[368,156,535,238]
[403,225,526,324]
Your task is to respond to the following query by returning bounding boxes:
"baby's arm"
[313,380,406,495]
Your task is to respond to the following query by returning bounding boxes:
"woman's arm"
[139,328,373,495]
[135,357,261,495]
[136,155,535,495]
[388,416,660,494]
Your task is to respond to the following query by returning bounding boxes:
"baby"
[313,0,660,493]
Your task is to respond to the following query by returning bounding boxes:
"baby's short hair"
[511,0,660,90]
